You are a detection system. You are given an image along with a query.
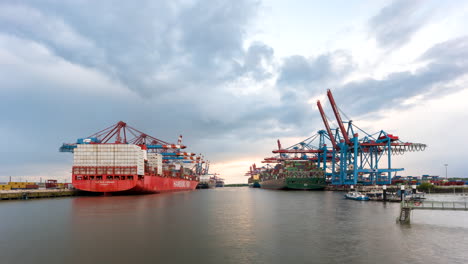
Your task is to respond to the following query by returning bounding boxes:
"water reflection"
[0,189,467,264]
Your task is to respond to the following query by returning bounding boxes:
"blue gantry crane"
[316,89,427,185]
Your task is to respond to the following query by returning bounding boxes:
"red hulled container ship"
[61,121,203,195]
[71,157,199,194]
[72,166,199,194]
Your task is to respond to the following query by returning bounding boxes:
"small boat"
[344,191,369,201]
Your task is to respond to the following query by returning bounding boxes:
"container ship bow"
[257,160,325,190]
[60,121,206,195]
[252,138,327,190]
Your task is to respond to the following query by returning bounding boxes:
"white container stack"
[73,144,145,175]
[73,144,97,166]
[147,153,163,174]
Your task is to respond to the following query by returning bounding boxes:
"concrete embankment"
[0,189,79,200]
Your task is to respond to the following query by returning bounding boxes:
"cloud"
[277,50,354,88]
[1,0,468,182]
[334,36,468,116]
[0,0,265,98]
[240,42,274,80]
[369,0,432,49]
[0,0,301,181]
[421,35,468,62]
[269,50,355,127]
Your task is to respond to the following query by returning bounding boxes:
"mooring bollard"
[383,185,387,202]
[398,207,411,224]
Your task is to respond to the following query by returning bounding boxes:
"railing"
[402,200,468,211]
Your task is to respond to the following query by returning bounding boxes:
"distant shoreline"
[224,184,249,187]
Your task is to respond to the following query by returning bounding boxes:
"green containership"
[259,160,325,190]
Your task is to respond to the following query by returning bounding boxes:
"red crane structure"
[59,121,186,151]
[59,121,207,176]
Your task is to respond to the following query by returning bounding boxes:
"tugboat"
[248,177,261,188]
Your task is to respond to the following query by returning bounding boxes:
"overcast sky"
[1,0,468,183]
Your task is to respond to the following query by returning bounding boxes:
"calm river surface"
[0,188,467,264]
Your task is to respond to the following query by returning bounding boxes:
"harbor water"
[0,188,467,264]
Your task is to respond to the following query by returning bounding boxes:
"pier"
[0,189,78,200]
[398,200,468,223]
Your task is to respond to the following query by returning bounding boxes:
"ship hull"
[260,178,325,190]
[248,177,261,188]
[196,181,216,189]
[250,180,261,188]
[73,175,198,194]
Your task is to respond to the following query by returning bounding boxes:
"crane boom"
[327,89,350,144]
[272,149,322,153]
[317,100,338,150]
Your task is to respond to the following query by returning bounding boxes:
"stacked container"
[147,153,163,175]
[74,144,145,175]
[163,164,177,177]
[0,184,11,190]
[7,182,35,189]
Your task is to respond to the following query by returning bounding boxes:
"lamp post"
[444,164,448,180]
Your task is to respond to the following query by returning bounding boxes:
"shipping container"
[0,184,12,190]
[45,180,58,189]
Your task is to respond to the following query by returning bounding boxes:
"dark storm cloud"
[369,0,431,49]
[0,0,264,97]
[0,0,319,179]
[0,0,282,178]
[335,36,468,116]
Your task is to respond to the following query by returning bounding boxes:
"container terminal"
[2,91,467,201]
[245,89,468,194]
